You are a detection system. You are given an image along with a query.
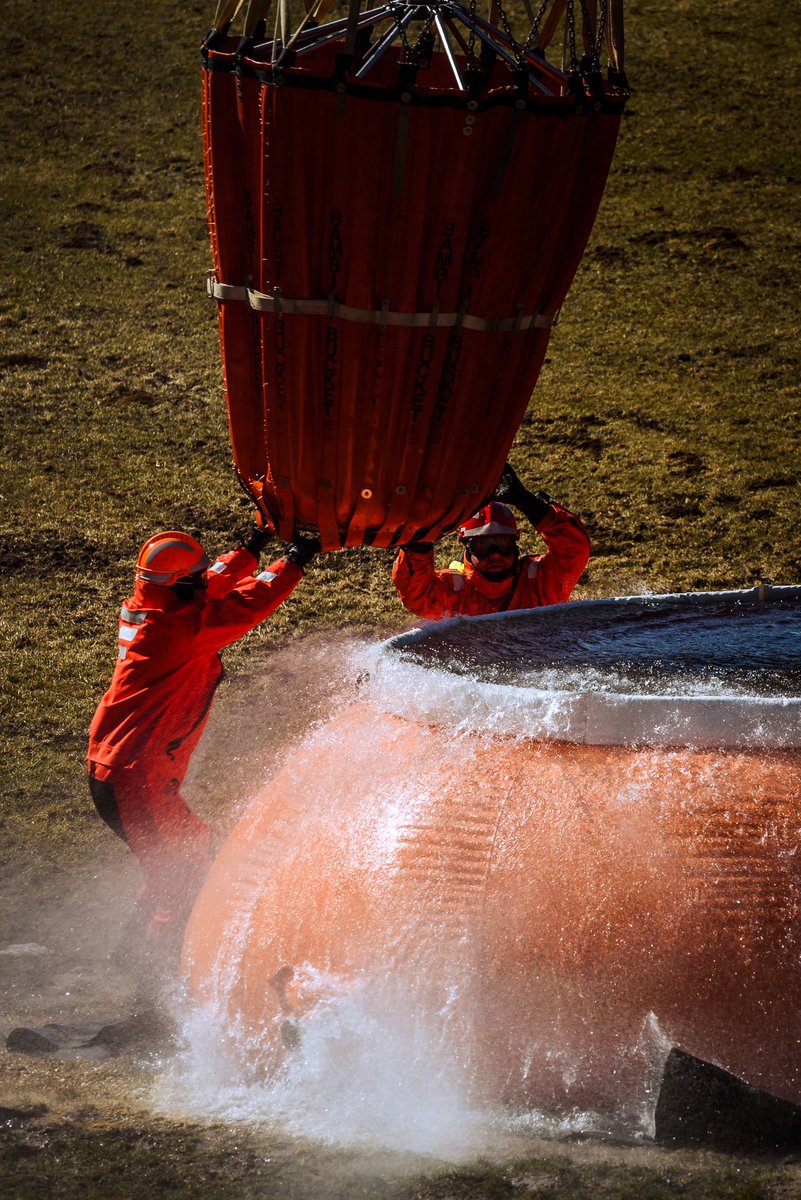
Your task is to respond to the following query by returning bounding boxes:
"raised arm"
[392,541,459,620]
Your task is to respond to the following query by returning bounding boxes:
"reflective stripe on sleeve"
[209,561,228,575]
[257,570,278,582]
[118,625,139,643]
[120,605,149,624]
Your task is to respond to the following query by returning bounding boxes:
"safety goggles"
[175,572,208,591]
[465,535,517,560]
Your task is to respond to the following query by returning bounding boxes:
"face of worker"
[173,573,209,604]
[465,534,518,578]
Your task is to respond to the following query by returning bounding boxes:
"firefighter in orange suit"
[87,524,320,944]
[392,463,590,620]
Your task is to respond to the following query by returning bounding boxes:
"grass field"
[1,0,800,1194]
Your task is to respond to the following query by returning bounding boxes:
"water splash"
[156,972,671,1154]
[156,970,491,1156]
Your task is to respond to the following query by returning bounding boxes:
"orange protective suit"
[392,503,590,620]
[87,546,302,929]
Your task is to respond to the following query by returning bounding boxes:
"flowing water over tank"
[182,586,801,1122]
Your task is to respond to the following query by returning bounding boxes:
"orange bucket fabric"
[202,40,625,547]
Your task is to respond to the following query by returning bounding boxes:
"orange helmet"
[458,501,519,541]
[135,531,210,587]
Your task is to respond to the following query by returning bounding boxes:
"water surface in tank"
[391,590,801,699]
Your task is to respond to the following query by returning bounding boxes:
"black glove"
[284,536,321,569]
[242,522,272,559]
[494,462,528,507]
[403,540,434,554]
[494,463,551,525]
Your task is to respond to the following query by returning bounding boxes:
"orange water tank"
[183,589,801,1111]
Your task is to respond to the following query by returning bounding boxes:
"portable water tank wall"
[183,588,801,1110]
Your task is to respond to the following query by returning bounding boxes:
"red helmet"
[135,531,210,586]
[458,501,519,541]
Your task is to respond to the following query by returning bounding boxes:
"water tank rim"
[372,586,801,749]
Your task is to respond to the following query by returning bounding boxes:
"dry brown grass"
[1,0,800,1194]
